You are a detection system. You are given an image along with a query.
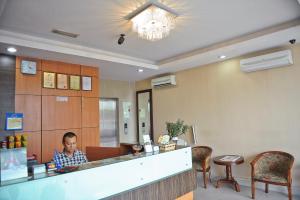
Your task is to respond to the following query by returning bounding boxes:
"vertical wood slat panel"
[109,170,197,200]
[41,129,82,163]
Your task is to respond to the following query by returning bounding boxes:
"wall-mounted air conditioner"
[240,49,293,72]
[151,75,176,88]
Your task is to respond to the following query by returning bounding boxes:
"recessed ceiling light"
[218,55,226,59]
[7,47,17,53]
[138,69,144,73]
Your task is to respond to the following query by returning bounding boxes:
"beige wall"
[136,44,300,189]
[100,79,137,144]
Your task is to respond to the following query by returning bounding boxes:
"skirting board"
[235,177,300,197]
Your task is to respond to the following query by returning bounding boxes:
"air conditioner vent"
[51,29,79,38]
[240,50,293,72]
[151,75,176,88]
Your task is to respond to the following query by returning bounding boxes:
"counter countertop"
[0,145,189,187]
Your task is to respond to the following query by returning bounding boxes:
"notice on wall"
[5,113,23,131]
[82,76,92,91]
[70,75,80,90]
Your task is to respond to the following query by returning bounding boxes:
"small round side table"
[213,155,244,192]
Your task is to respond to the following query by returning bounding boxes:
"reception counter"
[0,146,196,200]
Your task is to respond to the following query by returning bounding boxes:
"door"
[100,98,119,147]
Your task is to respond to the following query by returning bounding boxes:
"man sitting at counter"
[54,132,88,167]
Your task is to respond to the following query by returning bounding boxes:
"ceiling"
[0,0,300,81]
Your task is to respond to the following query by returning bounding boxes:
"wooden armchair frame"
[192,146,213,188]
[250,151,294,200]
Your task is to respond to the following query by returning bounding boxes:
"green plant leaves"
[166,119,190,138]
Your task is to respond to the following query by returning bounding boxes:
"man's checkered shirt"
[54,150,88,167]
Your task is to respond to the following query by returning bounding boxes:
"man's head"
[62,132,77,154]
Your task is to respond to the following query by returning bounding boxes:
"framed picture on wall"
[43,72,56,88]
[69,75,80,90]
[57,74,68,90]
[82,76,92,91]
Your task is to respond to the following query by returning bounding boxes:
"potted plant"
[166,119,190,143]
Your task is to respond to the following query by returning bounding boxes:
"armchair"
[250,151,294,200]
[192,146,213,188]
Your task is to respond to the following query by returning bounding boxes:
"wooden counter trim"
[108,169,197,200]
[86,146,127,161]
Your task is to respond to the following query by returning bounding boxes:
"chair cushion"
[254,172,288,184]
[193,162,210,171]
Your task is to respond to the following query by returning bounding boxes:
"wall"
[0,54,15,139]
[136,44,300,190]
[15,57,100,163]
[100,79,137,144]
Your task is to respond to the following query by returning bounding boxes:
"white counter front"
[0,146,192,200]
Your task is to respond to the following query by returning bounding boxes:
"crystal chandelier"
[130,4,177,41]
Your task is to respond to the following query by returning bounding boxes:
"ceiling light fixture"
[219,55,226,59]
[7,47,17,53]
[127,3,177,41]
[138,69,144,73]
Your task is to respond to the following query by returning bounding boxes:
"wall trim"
[0,29,158,70]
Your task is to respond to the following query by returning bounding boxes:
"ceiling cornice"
[0,29,159,70]
[159,18,300,66]
[0,18,299,75]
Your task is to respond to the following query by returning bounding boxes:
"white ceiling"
[0,0,300,81]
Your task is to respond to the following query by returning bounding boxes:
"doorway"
[100,98,119,147]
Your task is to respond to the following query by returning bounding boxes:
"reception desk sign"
[5,113,23,131]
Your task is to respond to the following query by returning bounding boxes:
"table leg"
[215,165,241,192]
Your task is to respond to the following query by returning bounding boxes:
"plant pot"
[171,137,178,144]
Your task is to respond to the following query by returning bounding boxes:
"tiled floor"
[194,174,300,200]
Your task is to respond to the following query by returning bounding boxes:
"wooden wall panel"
[41,129,82,163]
[85,146,123,161]
[15,57,101,164]
[15,57,41,95]
[42,96,81,130]
[41,60,82,96]
[82,97,99,128]
[15,95,41,131]
[16,131,42,163]
[42,87,81,97]
[81,65,99,77]
[81,127,100,153]
[41,60,81,74]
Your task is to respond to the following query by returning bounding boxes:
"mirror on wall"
[136,89,153,144]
